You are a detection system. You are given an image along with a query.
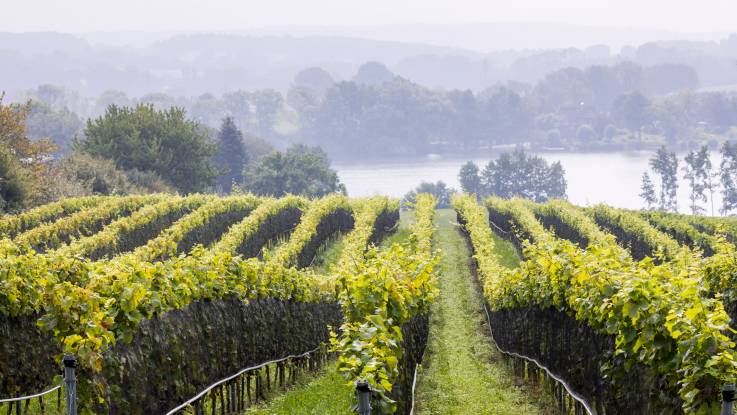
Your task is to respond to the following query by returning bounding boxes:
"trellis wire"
[488,219,512,236]
[165,345,326,415]
[456,218,594,414]
[482,302,596,415]
[0,355,77,415]
[0,384,61,404]
[0,385,63,415]
[409,364,419,415]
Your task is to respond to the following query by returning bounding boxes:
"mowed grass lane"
[413,209,548,415]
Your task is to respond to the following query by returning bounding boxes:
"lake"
[334,151,724,214]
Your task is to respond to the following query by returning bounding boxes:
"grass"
[241,210,416,414]
[490,231,521,269]
[260,234,289,259]
[413,209,548,415]
[310,232,347,273]
[379,209,414,248]
[0,388,66,415]
[244,365,353,415]
[309,207,414,273]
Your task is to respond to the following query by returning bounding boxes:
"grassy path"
[310,233,346,273]
[244,365,353,415]
[242,211,414,414]
[413,209,546,415]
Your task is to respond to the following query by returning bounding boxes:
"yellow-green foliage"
[640,210,721,256]
[700,237,737,303]
[331,196,395,275]
[0,236,335,409]
[458,195,736,413]
[123,195,261,262]
[535,199,630,257]
[13,194,165,251]
[587,204,685,260]
[486,197,553,243]
[687,215,737,239]
[268,194,352,267]
[492,236,734,413]
[10,193,737,413]
[0,194,404,411]
[56,194,212,259]
[211,195,308,254]
[0,196,103,239]
[331,194,439,412]
[409,193,436,255]
[451,194,507,297]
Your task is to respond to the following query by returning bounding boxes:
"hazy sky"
[2,0,735,34]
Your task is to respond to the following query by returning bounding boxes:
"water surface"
[335,151,723,214]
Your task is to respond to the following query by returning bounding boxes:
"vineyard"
[4,193,737,414]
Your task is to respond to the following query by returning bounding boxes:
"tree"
[683,150,705,215]
[611,92,651,139]
[77,104,217,193]
[0,146,28,212]
[475,149,567,202]
[697,145,717,216]
[294,67,335,95]
[639,172,657,210]
[480,87,533,146]
[682,146,713,215]
[93,90,132,116]
[650,94,691,144]
[458,161,481,195]
[250,90,284,140]
[0,93,57,210]
[603,124,618,141]
[649,146,679,212]
[545,129,562,147]
[212,117,247,193]
[242,144,345,197]
[352,62,395,86]
[720,141,737,214]
[547,161,567,199]
[243,135,274,160]
[403,181,455,208]
[642,64,699,95]
[49,154,173,198]
[25,101,84,154]
[576,124,597,141]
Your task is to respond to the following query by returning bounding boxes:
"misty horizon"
[2,21,732,53]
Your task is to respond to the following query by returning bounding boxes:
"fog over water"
[336,151,724,214]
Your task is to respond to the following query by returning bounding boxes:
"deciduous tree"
[649,146,679,212]
[77,104,216,193]
[458,161,481,196]
[639,172,657,210]
[241,144,345,197]
[720,141,737,214]
[468,149,567,202]
[403,181,455,208]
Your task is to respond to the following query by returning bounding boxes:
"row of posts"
[184,348,326,415]
[355,376,737,415]
[9,354,737,414]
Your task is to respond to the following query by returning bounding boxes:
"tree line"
[0,98,344,213]
[16,60,737,162]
